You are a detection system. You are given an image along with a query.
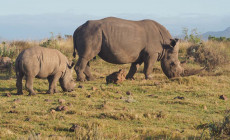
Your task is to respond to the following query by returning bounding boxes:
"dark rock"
[219,95,227,100]
[25,118,30,121]
[173,96,185,100]
[69,124,78,132]
[147,94,158,98]
[106,69,126,84]
[126,91,132,96]
[66,110,76,114]
[78,85,84,88]
[55,106,67,111]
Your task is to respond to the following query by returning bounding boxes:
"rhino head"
[161,39,204,78]
[59,61,76,92]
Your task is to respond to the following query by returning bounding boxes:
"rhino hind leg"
[25,76,36,96]
[16,73,24,95]
[143,54,158,80]
[126,62,141,80]
[75,57,89,81]
[84,63,95,81]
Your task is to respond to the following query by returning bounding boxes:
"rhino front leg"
[126,62,141,80]
[25,76,36,96]
[16,73,24,95]
[143,54,158,80]
[47,76,58,94]
[75,57,88,81]
[47,73,62,94]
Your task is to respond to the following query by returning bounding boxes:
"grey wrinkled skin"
[15,47,76,95]
[72,17,188,81]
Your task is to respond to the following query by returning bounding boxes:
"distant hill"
[202,27,230,40]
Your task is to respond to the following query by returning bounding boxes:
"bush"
[9,41,30,48]
[10,41,32,57]
[199,114,230,139]
[208,35,230,42]
[0,42,16,58]
[186,42,230,71]
[40,39,59,49]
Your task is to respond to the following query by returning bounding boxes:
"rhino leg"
[84,63,95,81]
[16,73,24,95]
[75,57,88,81]
[143,54,158,80]
[25,76,36,96]
[126,62,141,80]
[47,76,57,94]
[47,73,62,94]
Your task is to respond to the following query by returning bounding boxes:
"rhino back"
[16,47,67,78]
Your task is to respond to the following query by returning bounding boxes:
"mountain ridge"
[202,27,230,40]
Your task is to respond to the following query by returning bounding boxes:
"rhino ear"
[170,38,179,47]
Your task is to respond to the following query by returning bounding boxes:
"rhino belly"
[98,46,142,64]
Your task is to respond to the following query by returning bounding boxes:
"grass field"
[0,39,230,139]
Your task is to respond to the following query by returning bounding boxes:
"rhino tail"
[15,54,24,77]
[15,58,20,77]
[73,40,77,58]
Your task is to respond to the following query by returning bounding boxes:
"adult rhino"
[73,17,201,81]
[15,47,76,95]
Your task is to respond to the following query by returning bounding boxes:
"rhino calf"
[15,46,76,95]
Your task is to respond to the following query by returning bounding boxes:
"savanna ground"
[0,36,230,139]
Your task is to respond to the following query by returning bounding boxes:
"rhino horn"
[181,67,206,77]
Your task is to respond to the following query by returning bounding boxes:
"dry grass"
[0,39,230,139]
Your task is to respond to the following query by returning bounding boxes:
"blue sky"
[0,0,230,40]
